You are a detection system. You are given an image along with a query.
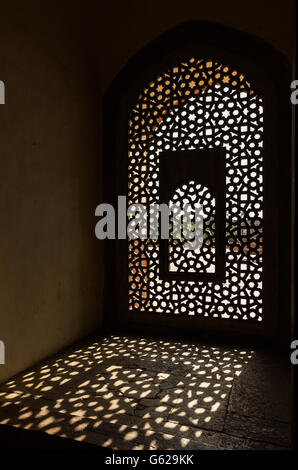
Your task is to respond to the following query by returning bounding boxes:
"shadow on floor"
[0,423,103,450]
[0,334,292,450]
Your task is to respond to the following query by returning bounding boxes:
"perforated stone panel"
[128,58,263,321]
[168,181,216,274]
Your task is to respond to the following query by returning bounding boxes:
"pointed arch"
[104,21,292,341]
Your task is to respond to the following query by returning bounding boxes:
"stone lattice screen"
[128,58,263,321]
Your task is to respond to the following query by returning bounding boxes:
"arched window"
[128,57,263,321]
[104,22,291,339]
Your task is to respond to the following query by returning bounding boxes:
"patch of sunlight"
[109,418,118,425]
[6,380,15,386]
[60,378,71,385]
[35,407,49,418]
[50,376,62,382]
[75,422,88,432]
[132,444,145,450]
[142,421,152,430]
[154,417,163,424]
[78,380,91,388]
[0,418,10,425]
[73,409,86,417]
[173,398,183,405]
[3,392,19,399]
[180,438,189,447]
[47,426,61,434]
[158,373,170,379]
[24,423,33,430]
[114,380,125,387]
[200,382,211,388]
[225,376,233,382]
[163,433,175,441]
[23,371,35,378]
[37,416,56,428]
[91,420,102,430]
[24,382,34,388]
[164,421,177,430]
[150,439,157,448]
[108,400,120,411]
[124,430,138,441]
[194,408,205,415]
[156,405,167,412]
[211,402,220,412]
[0,402,11,408]
[188,399,198,408]
[104,411,123,419]
[119,424,128,432]
[87,401,98,407]
[106,365,122,372]
[160,394,169,402]
[19,411,33,420]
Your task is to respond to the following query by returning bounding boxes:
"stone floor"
[0,334,292,450]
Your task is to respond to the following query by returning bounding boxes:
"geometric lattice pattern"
[169,181,216,273]
[128,58,263,321]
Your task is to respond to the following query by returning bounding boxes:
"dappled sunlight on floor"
[0,335,291,450]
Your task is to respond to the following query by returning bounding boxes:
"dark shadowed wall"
[0,7,103,383]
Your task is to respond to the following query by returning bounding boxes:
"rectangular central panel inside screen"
[159,149,225,282]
